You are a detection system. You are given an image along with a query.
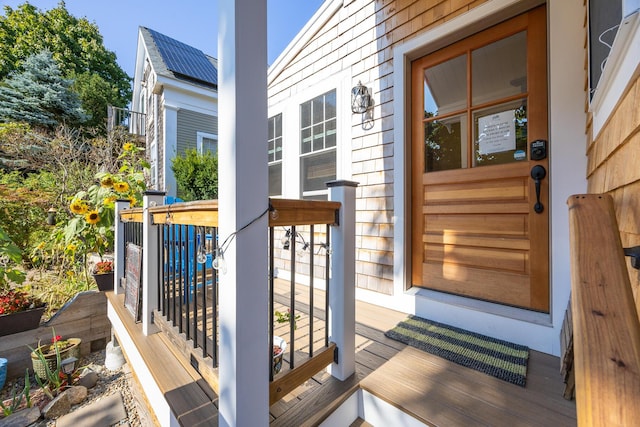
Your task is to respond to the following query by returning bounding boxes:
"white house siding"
[268,0,589,354]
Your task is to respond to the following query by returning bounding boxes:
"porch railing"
[114,193,353,405]
[107,105,146,136]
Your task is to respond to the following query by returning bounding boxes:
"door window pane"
[424,115,466,172]
[472,31,527,105]
[424,55,467,118]
[473,101,528,167]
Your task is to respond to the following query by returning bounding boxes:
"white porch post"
[218,1,269,426]
[142,191,165,336]
[113,199,130,295]
[327,180,358,381]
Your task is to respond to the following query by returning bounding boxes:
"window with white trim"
[588,0,623,98]
[300,90,336,199]
[268,113,282,197]
[197,132,218,155]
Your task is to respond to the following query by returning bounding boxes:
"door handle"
[530,165,546,214]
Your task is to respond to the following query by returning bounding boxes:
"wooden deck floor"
[132,279,576,425]
[269,281,577,426]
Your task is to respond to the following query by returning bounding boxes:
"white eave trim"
[590,9,640,139]
[267,0,343,85]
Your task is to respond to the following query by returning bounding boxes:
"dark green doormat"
[385,315,529,387]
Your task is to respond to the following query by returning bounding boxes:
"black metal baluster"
[289,225,296,369]
[157,225,162,309]
[191,226,198,348]
[325,224,330,348]
[162,225,167,316]
[185,226,191,340]
[309,226,314,357]
[269,226,275,381]
[169,224,176,323]
[178,225,184,333]
[202,227,210,360]
[212,229,219,367]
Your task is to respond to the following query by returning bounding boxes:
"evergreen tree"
[0,2,131,129]
[0,51,87,129]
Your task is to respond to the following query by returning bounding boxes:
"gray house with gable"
[129,27,218,197]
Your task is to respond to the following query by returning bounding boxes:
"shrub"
[171,149,218,201]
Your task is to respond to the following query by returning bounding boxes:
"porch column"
[142,191,165,336]
[327,180,358,381]
[113,199,130,296]
[218,1,269,426]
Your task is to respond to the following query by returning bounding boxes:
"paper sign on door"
[477,110,516,155]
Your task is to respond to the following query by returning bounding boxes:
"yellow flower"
[123,142,135,152]
[103,196,117,206]
[70,200,88,215]
[66,243,77,252]
[128,196,137,207]
[113,182,130,193]
[85,210,100,224]
[100,176,115,188]
[36,242,45,250]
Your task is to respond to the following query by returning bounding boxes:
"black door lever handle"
[531,165,546,214]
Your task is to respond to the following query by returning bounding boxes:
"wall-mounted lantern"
[351,81,372,114]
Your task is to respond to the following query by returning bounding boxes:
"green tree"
[0,2,131,128]
[172,149,219,201]
[0,51,86,129]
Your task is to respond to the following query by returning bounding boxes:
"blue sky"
[1,0,325,77]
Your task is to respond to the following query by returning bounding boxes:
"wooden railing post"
[567,194,640,426]
[142,191,165,336]
[113,199,130,295]
[327,180,358,381]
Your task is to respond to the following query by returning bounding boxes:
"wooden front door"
[411,6,549,312]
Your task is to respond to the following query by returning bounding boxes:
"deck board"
[140,279,576,425]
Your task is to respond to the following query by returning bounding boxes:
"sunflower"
[113,181,130,193]
[100,176,115,188]
[85,210,100,224]
[103,196,117,206]
[70,200,88,215]
[123,142,135,152]
[128,196,137,207]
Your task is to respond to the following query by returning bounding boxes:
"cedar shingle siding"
[269,0,486,295]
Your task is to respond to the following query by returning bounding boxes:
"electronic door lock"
[530,140,547,161]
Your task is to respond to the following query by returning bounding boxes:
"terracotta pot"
[0,306,46,337]
[92,272,114,291]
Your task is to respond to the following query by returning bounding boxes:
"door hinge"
[333,346,339,364]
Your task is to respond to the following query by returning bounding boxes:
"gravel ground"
[0,349,145,426]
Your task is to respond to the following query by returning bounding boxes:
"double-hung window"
[268,114,283,197]
[197,132,218,155]
[300,90,336,199]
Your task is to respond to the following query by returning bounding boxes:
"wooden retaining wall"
[0,291,110,380]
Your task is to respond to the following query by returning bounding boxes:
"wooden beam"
[269,343,336,406]
[567,194,640,426]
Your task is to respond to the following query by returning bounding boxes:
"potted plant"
[30,331,81,380]
[273,336,287,374]
[91,259,114,291]
[0,289,46,337]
